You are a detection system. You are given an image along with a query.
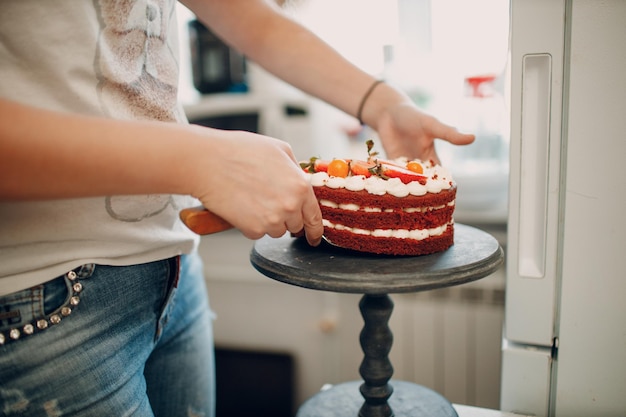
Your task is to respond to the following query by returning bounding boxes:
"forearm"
[0,98,323,243]
[0,99,201,201]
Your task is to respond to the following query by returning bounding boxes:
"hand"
[376,102,475,163]
[187,127,323,246]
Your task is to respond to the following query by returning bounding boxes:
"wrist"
[357,80,412,129]
[356,80,384,125]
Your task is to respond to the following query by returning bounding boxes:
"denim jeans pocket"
[0,264,95,345]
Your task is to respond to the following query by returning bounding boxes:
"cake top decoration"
[299,139,453,189]
[300,139,435,185]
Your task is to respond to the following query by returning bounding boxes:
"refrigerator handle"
[517,54,552,279]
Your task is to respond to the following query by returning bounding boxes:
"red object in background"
[466,74,497,97]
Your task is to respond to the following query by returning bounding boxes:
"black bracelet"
[356,79,384,125]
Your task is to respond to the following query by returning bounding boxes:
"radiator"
[330,270,506,410]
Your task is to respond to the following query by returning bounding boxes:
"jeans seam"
[154,256,181,342]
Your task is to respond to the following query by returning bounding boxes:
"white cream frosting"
[308,160,453,196]
[322,219,452,241]
[319,199,455,212]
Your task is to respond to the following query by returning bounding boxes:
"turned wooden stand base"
[250,224,504,417]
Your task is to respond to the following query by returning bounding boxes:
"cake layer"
[324,224,455,256]
[313,186,456,210]
[319,204,454,231]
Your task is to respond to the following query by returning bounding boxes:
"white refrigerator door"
[502,2,566,414]
[505,0,566,348]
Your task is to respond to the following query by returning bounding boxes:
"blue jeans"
[0,253,216,417]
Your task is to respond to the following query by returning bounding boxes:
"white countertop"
[454,404,532,417]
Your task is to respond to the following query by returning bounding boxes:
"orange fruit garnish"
[406,161,424,174]
[350,160,376,177]
[327,159,350,177]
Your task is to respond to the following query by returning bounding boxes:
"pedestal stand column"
[358,294,394,417]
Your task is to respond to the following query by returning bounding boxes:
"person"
[0,0,474,416]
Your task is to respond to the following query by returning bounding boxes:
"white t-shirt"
[0,0,201,295]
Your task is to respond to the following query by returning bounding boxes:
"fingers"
[245,175,322,246]
[196,133,323,245]
[248,196,322,246]
[416,115,476,165]
[301,188,324,246]
[446,129,476,146]
[426,115,475,146]
[280,182,323,246]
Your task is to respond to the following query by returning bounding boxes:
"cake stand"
[250,223,504,417]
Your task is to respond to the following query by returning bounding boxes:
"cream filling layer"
[319,199,455,212]
[322,220,453,241]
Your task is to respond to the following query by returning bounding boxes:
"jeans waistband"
[0,264,95,346]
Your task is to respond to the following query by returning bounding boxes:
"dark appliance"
[188,20,248,94]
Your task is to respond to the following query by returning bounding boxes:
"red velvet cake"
[301,141,456,256]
